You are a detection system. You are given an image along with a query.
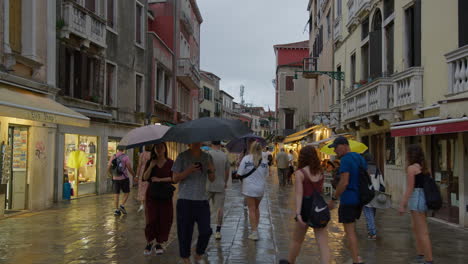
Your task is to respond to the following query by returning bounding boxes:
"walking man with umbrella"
[172,142,215,264]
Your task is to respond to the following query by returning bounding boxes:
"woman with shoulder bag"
[237,141,269,241]
[281,146,331,264]
[142,143,175,256]
[399,145,434,264]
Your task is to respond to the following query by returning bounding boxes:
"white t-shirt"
[237,153,269,197]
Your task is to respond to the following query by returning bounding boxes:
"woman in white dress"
[237,141,269,241]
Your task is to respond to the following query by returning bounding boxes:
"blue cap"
[328,136,349,148]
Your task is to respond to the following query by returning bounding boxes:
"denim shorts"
[408,188,428,212]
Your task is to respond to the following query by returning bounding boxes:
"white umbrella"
[118,124,170,149]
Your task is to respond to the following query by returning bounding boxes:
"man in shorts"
[327,136,367,264]
[107,146,135,216]
[207,141,230,240]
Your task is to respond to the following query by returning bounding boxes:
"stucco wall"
[277,67,311,131]
[106,0,148,124]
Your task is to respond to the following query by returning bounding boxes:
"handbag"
[238,160,262,180]
[149,182,175,200]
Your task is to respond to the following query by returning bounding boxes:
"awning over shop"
[0,86,90,127]
[390,117,468,137]
[283,125,320,144]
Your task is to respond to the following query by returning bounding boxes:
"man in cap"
[327,136,367,264]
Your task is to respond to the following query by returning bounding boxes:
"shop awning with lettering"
[390,117,468,137]
[0,86,90,127]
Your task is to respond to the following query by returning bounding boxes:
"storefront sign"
[391,119,468,137]
[29,112,57,123]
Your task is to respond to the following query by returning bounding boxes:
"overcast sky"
[198,0,309,110]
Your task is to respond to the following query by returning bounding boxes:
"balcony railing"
[445,45,468,95]
[355,0,371,18]
[392,67,424,108]
[334,16,342,42]
[342,78,392,121]
[62,1,106,48]
[346,0,371,29]
[177,58,201,88]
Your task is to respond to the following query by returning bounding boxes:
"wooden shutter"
[86,0,96,12]
[459,0,468,47]
[286,76,294,91]
[369,30,382,79]
[285,110,294,130]
[9,0,22,53]
[414,0,421,66]
[107,0,114,28]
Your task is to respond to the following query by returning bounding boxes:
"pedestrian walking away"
[237,141,269,241]
[276,148,290,187]
[107,146,135,216]
[399,144,434,264]
[142,143,174,256]
[362,153,387,240]
[327,136,366,264]
[281,145,331,264]
[207,141,230,240]
[287,150,295,185]
[136,145,152,213]
[172,142,215,264]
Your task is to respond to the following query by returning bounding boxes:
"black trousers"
[176,199,212,258]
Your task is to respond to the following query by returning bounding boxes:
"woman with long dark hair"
[284,146,330,264]
[399,144,433,264]
[142,143,174,256]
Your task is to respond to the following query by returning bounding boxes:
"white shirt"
[237,153,269,197]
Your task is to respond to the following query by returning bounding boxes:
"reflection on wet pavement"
[0,168,467,264]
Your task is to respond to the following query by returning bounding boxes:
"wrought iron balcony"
[445,45,468,95]
[61,1,106,48]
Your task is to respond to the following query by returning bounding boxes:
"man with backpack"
[107,146,136,216]
[327,137,368,264]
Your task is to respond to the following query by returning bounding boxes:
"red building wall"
[149,3,174,51]
[276,49,309,67]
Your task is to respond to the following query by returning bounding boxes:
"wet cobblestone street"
[1,169,467,264]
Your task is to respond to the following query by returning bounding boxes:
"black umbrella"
[226,134,267,153]
[161,117,252,144]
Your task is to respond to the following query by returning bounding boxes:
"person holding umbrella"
[172,142,215,264]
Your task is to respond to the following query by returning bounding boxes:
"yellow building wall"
[393,0,458,109]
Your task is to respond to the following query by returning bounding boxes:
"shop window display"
[64,134,98,197]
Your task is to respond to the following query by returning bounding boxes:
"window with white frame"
[135,1,144,46]
[106,0,117,30]
[180,34,190,58]
[105,62,117,106]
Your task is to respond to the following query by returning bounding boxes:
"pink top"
[108,152,131,180]
[137,151,151,178]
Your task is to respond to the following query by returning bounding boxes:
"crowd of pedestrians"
[106,135,435,264]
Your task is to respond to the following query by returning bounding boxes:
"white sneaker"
[248,231,259,241]
[138,204,144,213]
[214,231,222,240]
[154,244,164,255]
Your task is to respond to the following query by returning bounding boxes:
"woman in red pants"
[143,143,175,256]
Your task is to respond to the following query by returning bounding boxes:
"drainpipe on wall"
[172,0,179,123]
